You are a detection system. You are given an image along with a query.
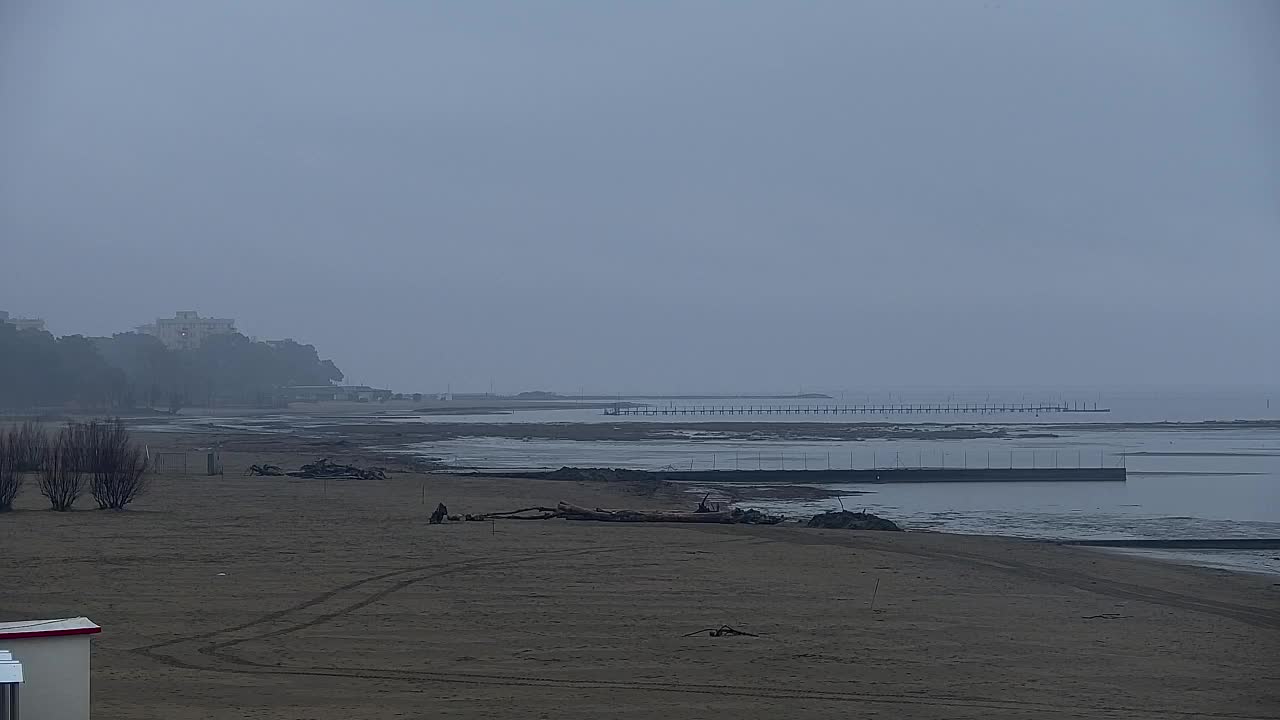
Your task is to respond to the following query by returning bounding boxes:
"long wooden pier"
[604,403,1108,416]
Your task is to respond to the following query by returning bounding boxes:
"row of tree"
[0,420,149,512]
[0,323,344,410]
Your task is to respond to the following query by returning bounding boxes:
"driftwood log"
[465,502,782,525]
[558,502,738,523]
[682,625,759,638]
[247,464,285,476]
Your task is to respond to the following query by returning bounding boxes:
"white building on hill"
[0,310,46,332]
[137,310,236,350]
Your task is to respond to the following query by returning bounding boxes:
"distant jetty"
[604,402,1109,416]
[487,467,1127,484]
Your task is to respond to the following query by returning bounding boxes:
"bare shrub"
[8,421,48,472]
[83,419,150,510]
[0,432,21,512]
[38,429,85,511]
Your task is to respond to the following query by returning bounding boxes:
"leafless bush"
[0,432,22,512]
[7,421,48,472]
[83,419,150,510]
[38,429,85,511]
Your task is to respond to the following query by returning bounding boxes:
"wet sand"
[1,430,1277,719]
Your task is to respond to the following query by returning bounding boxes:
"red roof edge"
[0,627,102,641]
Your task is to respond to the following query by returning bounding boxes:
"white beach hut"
[0,618,100,720]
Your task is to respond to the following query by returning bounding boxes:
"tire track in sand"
[134,544,642,662]
[706,526,1280,630]
[131,540,1275,719]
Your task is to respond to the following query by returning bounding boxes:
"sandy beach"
[1,430,1278,719]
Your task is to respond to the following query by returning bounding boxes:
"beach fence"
[149,448,224,476]
[151,451,189,475]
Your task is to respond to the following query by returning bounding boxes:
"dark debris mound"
[806,510,902,531]
[542,466,655,483]
[286,458,387,481]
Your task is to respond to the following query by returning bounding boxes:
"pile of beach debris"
[806,510,902,531]
[290,458,387,480]
[248,458,387,481]
[541,466,656,483]
[459,501,783,525]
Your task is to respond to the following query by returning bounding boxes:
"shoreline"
[1062,537,1280,549]
[128,422,1280,576]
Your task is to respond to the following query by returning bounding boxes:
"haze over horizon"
[3,1,1277,393]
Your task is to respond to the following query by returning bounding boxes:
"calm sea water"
[143,388,1280,573]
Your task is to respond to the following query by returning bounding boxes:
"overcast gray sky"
[2,1,1277,393]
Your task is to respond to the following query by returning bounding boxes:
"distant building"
[138,311,236,350]
[281,385,393,402]
[0,310,46,332]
